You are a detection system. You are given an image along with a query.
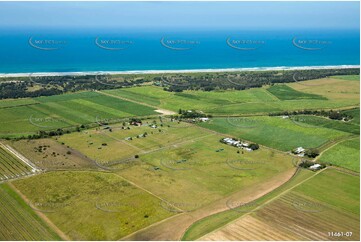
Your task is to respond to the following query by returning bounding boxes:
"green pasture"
[198,116,350,151]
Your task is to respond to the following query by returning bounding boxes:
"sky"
[0,1,359,31]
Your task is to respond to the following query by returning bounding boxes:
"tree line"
[157,68,359,92]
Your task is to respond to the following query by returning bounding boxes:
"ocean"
[0,28,359,74]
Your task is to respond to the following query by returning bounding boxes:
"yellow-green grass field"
[115,131,295,211]
[57,120,210,165]
[288,76,360,103]
[318,138,360,172]
[198,116,351,151]
[184,169,359,241]
[11,171,174,240]
[0,183,61,240]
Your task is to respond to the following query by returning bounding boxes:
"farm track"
[316,135,359,154]
[7,182,70,241]
[327,166,359,177]
[207,105,360,117]
[1,143,39,171]
[120,167,297,241]
[0,184,60,240]
[99,131,215,168]
[0,102,40,109]
[0,142,40,182]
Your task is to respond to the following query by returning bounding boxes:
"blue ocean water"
[0,28,359,73]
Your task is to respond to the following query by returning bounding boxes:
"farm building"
[293,147,306,156]
[221,138,254,151]
[309,164,322,170]
[199,117,209,122]
[294,147,305,154]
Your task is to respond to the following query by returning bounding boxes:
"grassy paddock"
[198,116,349,151]
[12,171,174,240]
[319,138,360,172]
[267,85,327,100]
[0,91,157,137]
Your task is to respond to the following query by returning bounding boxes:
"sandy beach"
[0,65,359,78]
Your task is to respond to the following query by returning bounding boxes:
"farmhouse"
[293,147,305,157]
[199,117,209,122]
[309,163,322,170]
[294,147,305,153]
[221,138,256,151]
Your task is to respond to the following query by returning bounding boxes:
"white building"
[294,147,305,154]
[309,164,322,170]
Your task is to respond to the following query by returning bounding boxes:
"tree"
[305,148,319,158]
[249,143,259,150]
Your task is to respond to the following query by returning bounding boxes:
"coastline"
[0,65,359,77]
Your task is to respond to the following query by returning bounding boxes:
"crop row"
[0,147,33,181]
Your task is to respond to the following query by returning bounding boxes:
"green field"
[0,91,157,137]
[0,98,39,108]
[319,138,360,172]
[103,77,359,116]
[104,86,277,113]
[0,183,61,240]
[183,169,359,241]
[198,116,350,151]
[0,77,359,138]
[12,171,174,240]
[0,74,359,241]
[267,85,327,100]
[290,114,359,135]
[332,75,360,81]
[342,108,360,126]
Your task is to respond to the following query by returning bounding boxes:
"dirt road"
[121,167,297,241]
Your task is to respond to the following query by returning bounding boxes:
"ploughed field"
[0,183,60,240]
[0,144,35,181]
